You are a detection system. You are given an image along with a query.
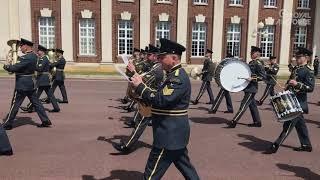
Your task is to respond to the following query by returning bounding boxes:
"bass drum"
[215,58,251,93]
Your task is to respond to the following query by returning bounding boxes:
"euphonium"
[47,49,57,77]
[6,39,20,65]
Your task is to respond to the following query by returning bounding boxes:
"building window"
[191,23,206,57]
[155,21,170,47]
[193,0,208,5]
[294,26,307,51]
[229,0,242,5]
[118,20,133,55]
[298,0,309,9]
[157,0,171,3]
[227,24,241,57]
[260,25,275,58]
[264,0,276,7]
[39,17,55,49]
[79,18,96,56]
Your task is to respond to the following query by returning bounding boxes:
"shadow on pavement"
[237,134,272,152]
[305,119,320,128]
[12,117,40,128]
[189,106,209,111]
[82,170,143,180]
[97,135,152,155]
[276,163,320,180]
[190,117,229,125]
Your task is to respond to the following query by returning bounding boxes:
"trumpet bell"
[7,39,20,47]
[190,67,201,80]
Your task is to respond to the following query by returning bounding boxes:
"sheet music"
[114,65,130,82]
[121,54,129,66]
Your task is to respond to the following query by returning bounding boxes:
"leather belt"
[38,72,50,75]
[16,74,35,77]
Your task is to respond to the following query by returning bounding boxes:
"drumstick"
[270,76,285,90]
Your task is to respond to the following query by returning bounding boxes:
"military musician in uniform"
[0,125,13,156]
[228,46,266,128]
[130,39,200,180]
[313,55,319,77]
[2,38,52,130]
[20,45,60,113]
[191,49,215,105]
[113,44,164,153]
[265,47,314,154]
[256,56,279,106]
[51,48,68,104]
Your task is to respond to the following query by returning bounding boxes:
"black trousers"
[274,115,311,147]
[27,86,60,111]
[314,67,318,77]
[194,81,214,103]
[144,147,200,180]
[232,92,261,124]
[258,84,275,104]
[0,125,12,152]
[4,90,50,125]
[52,80,68,101]
[124,116,150,149]
[210,88,233,113]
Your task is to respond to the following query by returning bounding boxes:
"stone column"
[8,0,20,39]
[212,0,224,62]
[177,0,189,63]
[312,0,320,58]
[246,0,260,60]
[140,0,151,49]
[101,0,113,63]
[18,0,32,40]
[61,0,73,62]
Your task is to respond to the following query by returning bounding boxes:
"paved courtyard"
[0,77,320,180]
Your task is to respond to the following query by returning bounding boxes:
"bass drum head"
[218,59,251,92]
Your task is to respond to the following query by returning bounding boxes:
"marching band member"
[130,39,199,180]
[0,124,13,156]
[191,49,215,105]
[228,46,266,128]
[20,45,60,113]
[2,38,52,130]
[265,47,314,154]
[113,44,164,153]
[256,56,279,106]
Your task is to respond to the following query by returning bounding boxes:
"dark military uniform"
[25,55,60,112]
[313,57,319,76]
[257,62,279,105]
[0,124,12,156]
[51,55,68,103]
[3,48,52,129]
[209,88,233,114]
[229,57,266,128]
[192,57,215,104]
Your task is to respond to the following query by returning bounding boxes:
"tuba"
[6,39,20,65]
[47,49,57,77]
[190,67,202,80]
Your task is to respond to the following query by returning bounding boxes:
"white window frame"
[226,24,241,58]
[294,26,307,51]
[155,21,171,47]
[118,20,134,55]
[38,17,55,49]
[264,0,277,8]
[260,25,275,58]
[193,0,208,5]
[297,0,310,9]
[191,22,206,57]
[229,0,242,6]
[79,18,96,56]
[156,0,171,4]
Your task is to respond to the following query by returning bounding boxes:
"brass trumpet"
[47,49,58,77]
[6,39,20,65]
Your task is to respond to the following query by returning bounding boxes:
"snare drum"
[215,58,251,92]
[270,90,303,122]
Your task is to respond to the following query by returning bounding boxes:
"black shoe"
[37,121,52,128]
[256,100,263,106]
[206,102,213,104]
[293,146,312,152]
[57,99,68,104]
[264,143,279,154]
[49,109,60,113]
[227,120,237,128]
[112,142,129,153]
[208,109,216,114]
[120,98,129,104]
[20,107,33,113]
[191,100,198,105]
[0,150,13,156]
[40,98,50,104]
[224,111,233,114]
[248,123,262,127]
[124,121,135,128]
[3,124,13,130]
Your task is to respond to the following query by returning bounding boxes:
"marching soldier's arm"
[135,78,184,108]
[251,63,267,82]
[36,59,48,72]
[201,59,209,74]
[3,57,28,73]
[270,65,279,75]
[294,70,315,93]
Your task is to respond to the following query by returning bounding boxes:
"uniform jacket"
[201,58,215,81]
[51,57,66,81]
[265,63,279,85]
[3,52,37,91]
[36,55,51,87]
[244,59,267,93]
[286,65,315,114]
[136,64,191,150]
